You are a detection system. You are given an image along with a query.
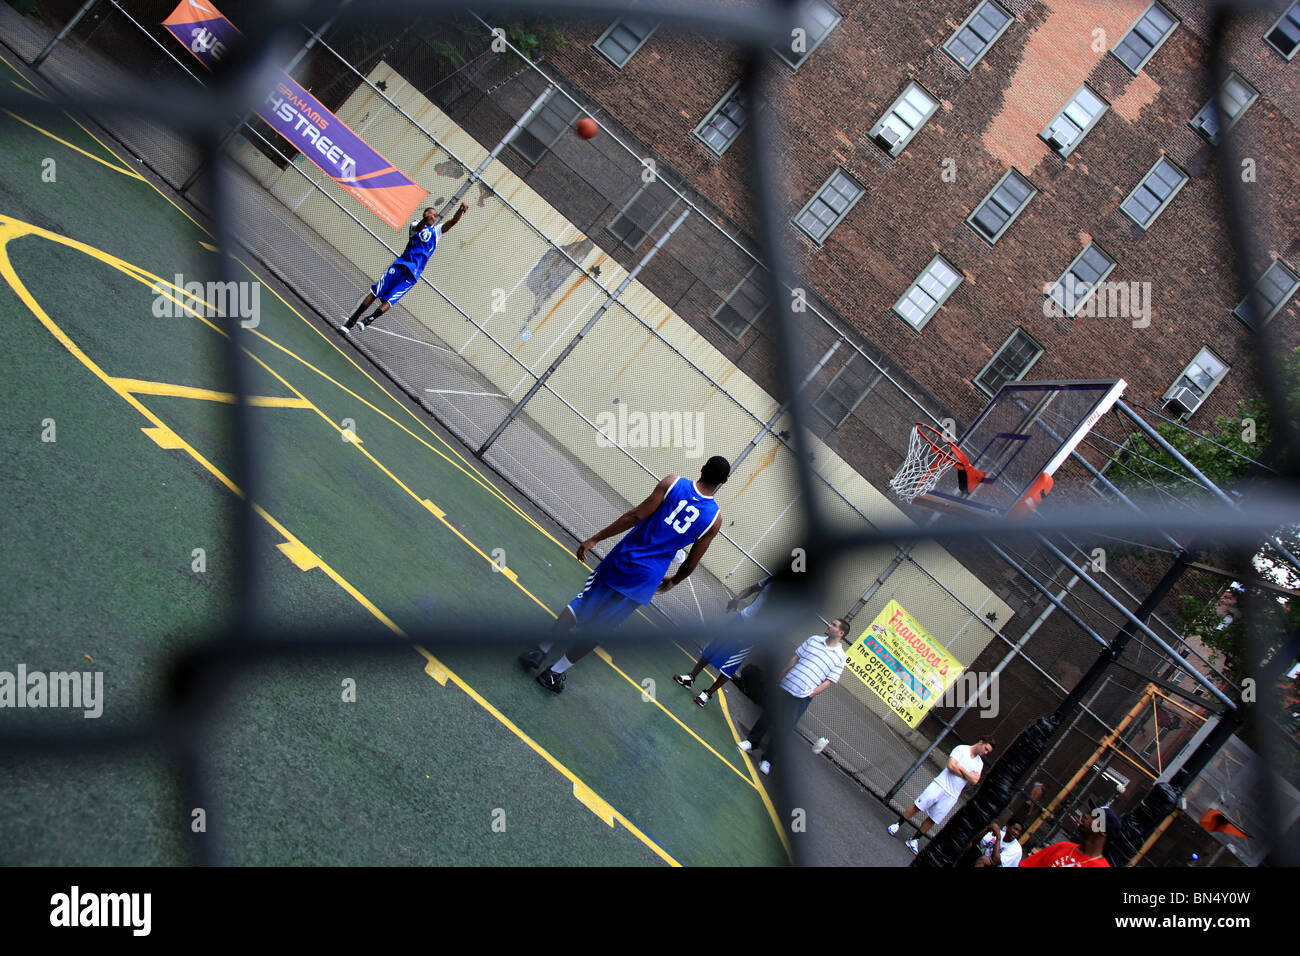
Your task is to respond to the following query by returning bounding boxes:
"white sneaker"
[737,740,753,753]
[694,692,710,707]
[888,822,900,836]
[342,324,352,334]
[906,838,919,855]
[759,760,771,776]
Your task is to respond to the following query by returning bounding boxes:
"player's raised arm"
[577,475,676,562]
[440,202,468,234]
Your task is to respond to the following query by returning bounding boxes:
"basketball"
[576,117,598,139]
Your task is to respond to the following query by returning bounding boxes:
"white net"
[889,425,956,502]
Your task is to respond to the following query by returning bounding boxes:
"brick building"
[535,0,1300,492]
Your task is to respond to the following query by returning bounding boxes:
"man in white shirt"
[737,618,848,775]
[888,738,995,854]
[974,817,1024,867]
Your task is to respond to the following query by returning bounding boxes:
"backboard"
[913,379,1127,518]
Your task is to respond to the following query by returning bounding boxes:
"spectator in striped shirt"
[737,618,848,775]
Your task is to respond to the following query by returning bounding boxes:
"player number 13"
[664,500,700,534]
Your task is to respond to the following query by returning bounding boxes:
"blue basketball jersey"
[596,476,721,604]
[391,221,441,277]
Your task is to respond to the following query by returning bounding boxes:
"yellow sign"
[845,600,964,728]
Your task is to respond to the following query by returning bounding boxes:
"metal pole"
[476,207,691,458]
[447,85,552,211]
[31,0,100,69]
[180,13,340,194]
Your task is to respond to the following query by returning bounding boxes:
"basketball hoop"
[890,423,986,503]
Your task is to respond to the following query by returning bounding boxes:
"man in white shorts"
[888,737,995,854]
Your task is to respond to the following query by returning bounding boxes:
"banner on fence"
[162,0,426,229]
[845,599,964,728]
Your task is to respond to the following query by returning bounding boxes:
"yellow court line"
[672,640,793,859]
[0,64,578,561]
[412,647,678,865]
[231,337,559,619]
[112,376,311,408]
[238,269,571,551]
[2,109,145,180]
[10,79,47,100]
[595,649,756,790]
[0,220,675,868]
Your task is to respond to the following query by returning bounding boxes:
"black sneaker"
[673,673,694,689]
[536,669,565,694]
[518,647,546,672]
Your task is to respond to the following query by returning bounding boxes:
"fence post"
[31,0,100,69]
[476,207,691,458]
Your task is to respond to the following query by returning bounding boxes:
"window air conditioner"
[1166,385,1201,415]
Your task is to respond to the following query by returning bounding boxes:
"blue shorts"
[371,266,418,305]
[567,575,641,631]
[701,638,752,678]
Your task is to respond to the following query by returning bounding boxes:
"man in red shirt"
[1020,807,1120,867]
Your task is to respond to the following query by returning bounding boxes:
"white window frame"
[793,168,864,245]
[1234,258,1300,328]
[593,16,659,69]
[1047,244,1116,317]
[694,82,753,156]
[1265,1,1300,60]
[1120,156,1187,230]
[709,264,769,340]
[813,355,882,428]
[507,88,582,166]
[1112,2,1178,74]
[1041,84,1108,156]
[975,329,1043,396]
[1163,347,1229,418]
[967,169,1036,244]
[606,180,676,253]
[869,82,939,157]
[772,0,841,70]
[1190,72,1258,144]
[943,0,1014,70]
[893,255,962,330]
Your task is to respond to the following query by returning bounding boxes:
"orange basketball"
[576,117,598,139]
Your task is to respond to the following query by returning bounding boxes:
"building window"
[813,354,880,427]
[1266,1,1300,59]
[1121,157,1187,230]
[869,83,939,156]
[944,1,1013,69]
[606,180,676,252]
[1041,85,1108,156]
[1112,3,1177,74]
[1234,258,1300,328]
[1190,73,1258,145]
[975,329,1042,396]
[508,88,583,166]
[1047,244,1116,317]
[793,168,864,245]
[695,83,752,156]
[593,16,659,69]
[1164,348,1228,417]
[773,0,841,69]
[710,265,769,340]
[894,255,962,330]
[967,169,1036,244]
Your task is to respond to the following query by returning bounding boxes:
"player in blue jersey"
[520,455,731,694]
[343,203,467,333]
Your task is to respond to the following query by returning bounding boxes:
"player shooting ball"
[343,202,468,333]
[519,456,731,694]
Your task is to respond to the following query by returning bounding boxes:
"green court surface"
[0,52,788,866]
